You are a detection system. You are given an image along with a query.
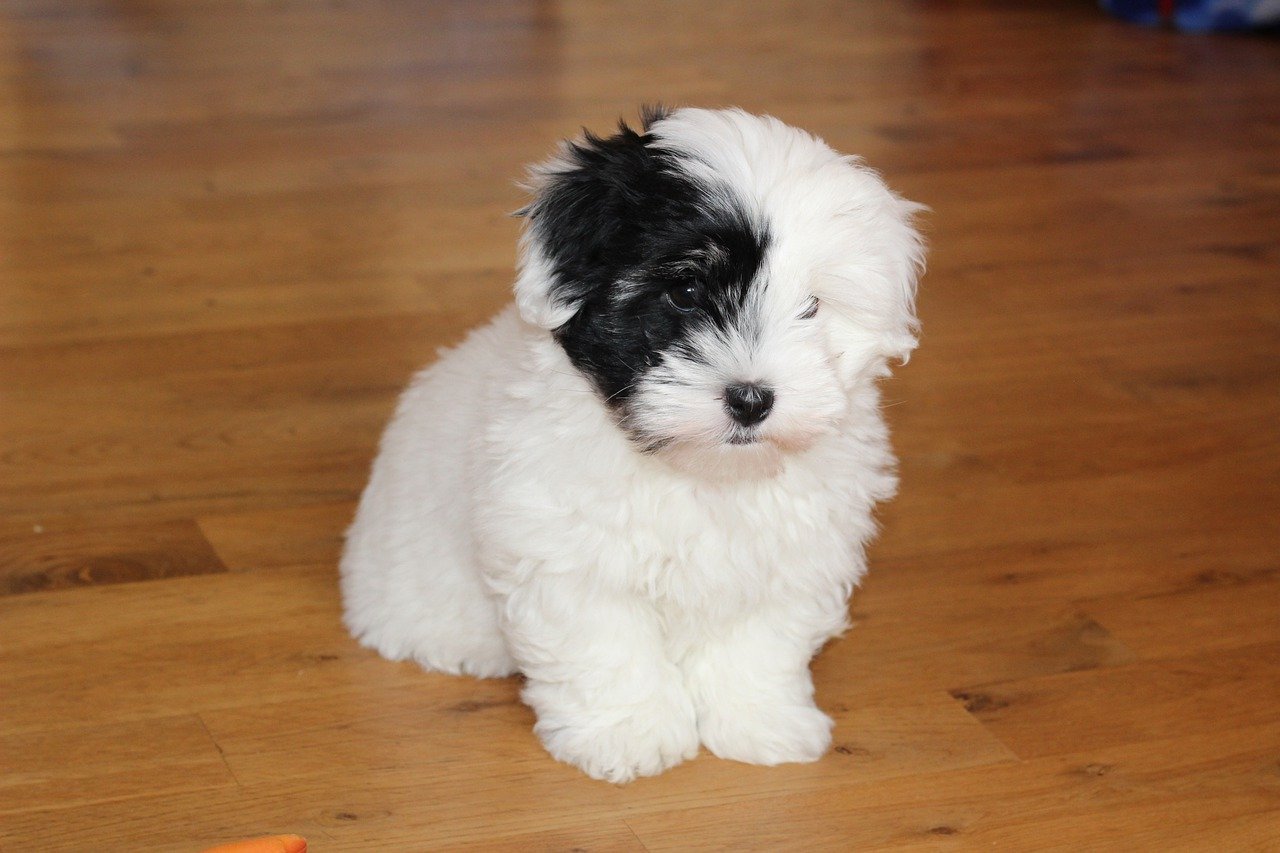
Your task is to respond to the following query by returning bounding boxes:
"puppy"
[340,106,924,783]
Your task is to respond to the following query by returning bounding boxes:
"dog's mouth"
[633,428,763,455]
[636,426,814,455]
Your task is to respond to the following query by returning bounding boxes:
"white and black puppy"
[341,106,924,783]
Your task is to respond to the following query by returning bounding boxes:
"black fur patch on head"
[523,110,770,413]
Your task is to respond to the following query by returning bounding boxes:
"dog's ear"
[872,195,927,365]
[818,186,927,380]
[513,117,663,329]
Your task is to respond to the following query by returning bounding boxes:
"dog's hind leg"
[339,358,517,679]
[340,527,515,678]
[341,497,516,678]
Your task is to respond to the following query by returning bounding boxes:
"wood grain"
[0,715,237,817]
[198,502,354,572]
[1,0,1278,849]
[0,519,227,594]
[624,721,1280,851]
[950,641,1280,760]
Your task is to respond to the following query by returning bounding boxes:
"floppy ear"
[513,202,577,329]
[513,119,662,329]
[873,195,927,365]
[817,187,926,380]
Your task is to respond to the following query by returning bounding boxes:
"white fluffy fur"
[341,108,924,783]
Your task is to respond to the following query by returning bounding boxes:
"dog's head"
[516,107,924,471]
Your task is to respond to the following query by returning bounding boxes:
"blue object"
[1102,0,1280,31]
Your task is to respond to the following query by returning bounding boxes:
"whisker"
[603,381,639,403]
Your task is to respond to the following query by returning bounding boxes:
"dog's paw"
[533,694,700,783]
[699,701,833,766]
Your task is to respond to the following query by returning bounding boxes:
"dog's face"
[516,107,924,469]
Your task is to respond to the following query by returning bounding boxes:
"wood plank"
[480,825,648,852]
[0,519,227,595]
[198,501,355,572]
[824,601,1138,697]
[0,566,409,735]
[950,642,1280,760]
[1081,574,1280,660]
[624,721,1280,851]
[0,715,237,816]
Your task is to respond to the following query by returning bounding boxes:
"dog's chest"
[584,474,848,614]
[476,379,873,616]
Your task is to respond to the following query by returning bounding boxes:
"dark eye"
[666,282,699,313]
[799,296,820,319]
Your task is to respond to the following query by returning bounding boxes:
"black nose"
[724,382,775,427]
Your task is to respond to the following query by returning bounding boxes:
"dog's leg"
[340,465,517,679]
[682,608,835,766]
[501,576,699,783]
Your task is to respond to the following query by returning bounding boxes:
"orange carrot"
[199,834,307,853]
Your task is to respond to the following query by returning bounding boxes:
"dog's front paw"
[533,693,699,783]
[699,701,833,766]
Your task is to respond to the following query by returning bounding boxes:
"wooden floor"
[2,1,1278,850]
